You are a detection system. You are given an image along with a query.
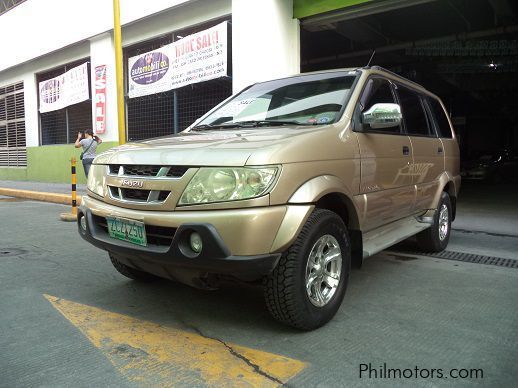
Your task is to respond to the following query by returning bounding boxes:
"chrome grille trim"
[107,165,188,179]
[107,185,171,204]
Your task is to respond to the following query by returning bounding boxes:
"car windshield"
[193,71,358,129]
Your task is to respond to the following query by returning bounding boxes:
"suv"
[78,67,460,330]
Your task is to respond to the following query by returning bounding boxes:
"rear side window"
[427,98,453,138]
[396,85,431,136]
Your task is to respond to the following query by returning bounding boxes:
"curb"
[0,187,82,206]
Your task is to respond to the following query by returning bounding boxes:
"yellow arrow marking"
[44,294,307,386]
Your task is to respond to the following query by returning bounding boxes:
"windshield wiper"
[191,123,237,131]
[230,120,310,127]
[191,120,314,131]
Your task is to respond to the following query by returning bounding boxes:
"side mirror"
[362,103,402,129]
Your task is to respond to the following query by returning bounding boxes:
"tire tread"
[264,209,349,330]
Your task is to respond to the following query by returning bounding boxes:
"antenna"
[366,50,376,67]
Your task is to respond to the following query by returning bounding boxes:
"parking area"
[1,188,517,387]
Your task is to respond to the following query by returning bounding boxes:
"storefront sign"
[94,65,107,134]
[39,63,89,113]
[127,22,228,98]
[169,21,228,90]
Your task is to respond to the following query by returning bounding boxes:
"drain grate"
[387,250,518,269]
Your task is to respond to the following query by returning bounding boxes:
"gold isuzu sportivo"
[79,66,460,330]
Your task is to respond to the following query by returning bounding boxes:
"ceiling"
[301,0,518,117]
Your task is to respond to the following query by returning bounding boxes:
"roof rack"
[364,65,426,90]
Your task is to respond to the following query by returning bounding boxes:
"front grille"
[92,215,176,247]
[121,188,150,201]
[109,186,119,198]
[108,164,189,178]
[125,165,161,176]
[158,191,170,201]
[166,166,189,177]
[108,186,171,203]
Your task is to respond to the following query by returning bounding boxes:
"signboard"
[169,21,228,90]
[39,63,89,113]
[94,65,107,134]
[128,50,171,98]
[128,22,228,98]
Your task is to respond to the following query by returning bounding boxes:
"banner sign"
[169,21,228,90]
[128,22,228,98]
[94,65,107,134]
[128,50,171,98]
[39,62,89,113]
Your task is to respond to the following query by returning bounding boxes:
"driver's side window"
[356,78,401,134]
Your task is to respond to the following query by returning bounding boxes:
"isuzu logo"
[121,179,143,188]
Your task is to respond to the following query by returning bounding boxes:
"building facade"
[0,0,313,183]
[2,0,515,183]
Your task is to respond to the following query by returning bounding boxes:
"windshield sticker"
[317,116,331,124]
[217,98,257,117]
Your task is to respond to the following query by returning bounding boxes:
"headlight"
[87,164,105,197]
[179,167,278,205]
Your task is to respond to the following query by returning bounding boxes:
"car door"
[426,96,461,185]
[395,85,444,212]
[353,77,415,232]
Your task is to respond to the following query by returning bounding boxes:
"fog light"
[80,215,87,231]
[190,232,202,253]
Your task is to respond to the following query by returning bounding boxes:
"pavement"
[1,198,517,387]
[0,179,517,386]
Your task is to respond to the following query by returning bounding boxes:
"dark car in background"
[461,149,518,183]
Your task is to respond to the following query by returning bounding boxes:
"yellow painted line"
[44,294,307,386]
[0,188,82,206]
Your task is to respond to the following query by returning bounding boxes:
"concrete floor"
[0,192,517,387]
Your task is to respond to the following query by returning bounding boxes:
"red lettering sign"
[94,65,107,134]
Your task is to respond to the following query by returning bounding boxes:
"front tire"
[263,209,351,330]
[416,192,452,252]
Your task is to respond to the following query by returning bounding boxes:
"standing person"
[75,129,102,177]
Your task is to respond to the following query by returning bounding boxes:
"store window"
[124,18,232,141]
[37,59,92,145]
[0,81,26,167]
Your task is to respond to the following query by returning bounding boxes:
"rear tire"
[109,253,157,282]
[263,209,351,330]
[416,192,452,252]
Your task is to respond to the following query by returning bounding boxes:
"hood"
[94,124,347,166]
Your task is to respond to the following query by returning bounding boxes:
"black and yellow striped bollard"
[60,157,80,222]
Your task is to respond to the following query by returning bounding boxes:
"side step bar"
[362,215,432,259]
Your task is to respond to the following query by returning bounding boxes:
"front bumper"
[78,195,313,281]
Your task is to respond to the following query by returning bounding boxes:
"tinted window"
[397,86,430,136]
[427,98,453,138]
[359,78,400,134]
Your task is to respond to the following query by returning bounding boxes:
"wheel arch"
[288,176,363,267]
[442,180,457,221]
[431,173,459,221]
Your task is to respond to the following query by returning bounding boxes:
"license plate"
[106,217,147,247]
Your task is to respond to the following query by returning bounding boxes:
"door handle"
[403,146,410,155]
[438,147,443,154]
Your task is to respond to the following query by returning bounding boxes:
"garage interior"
[300,0,518,184]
